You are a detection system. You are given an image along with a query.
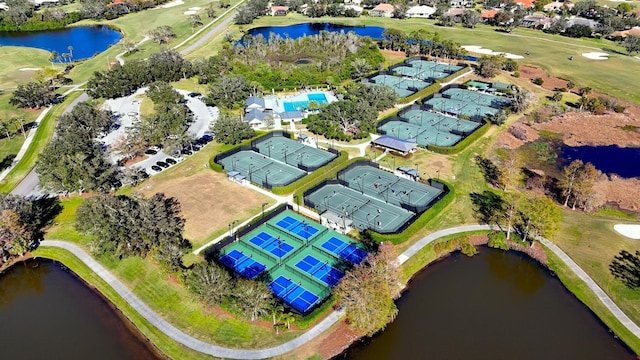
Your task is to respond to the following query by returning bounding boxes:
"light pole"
[265,169,270,187]
[261,202,269,218]
[229,220,238,237]
[293,195,300,212]
[248,163,254,182]
[415,163,419,179]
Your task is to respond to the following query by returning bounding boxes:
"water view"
[242,23,385,43]
[343,248,634,359]
[0,261,159,360]
[562,145,640,178]
[0,26,122,61]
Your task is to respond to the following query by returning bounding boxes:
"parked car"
[138,170,149,179]
[145,148,158,155]
[181,148,192,155]
[156,161,169,168]
[151,165,162,172]
[165,158,177,165]
[188,92,202,98]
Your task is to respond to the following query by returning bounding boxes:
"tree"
[547,17,567,34]
[233,279,273,322]
[551,91,563,103]
[477,56,504,78]
[3,0,32,27]
[519,194,561,242]
[461,10,482,28]
[470,190,504,225]
[149,25,175,44]
[511,86,537,113]
[210,112,254,145]
[207,4,217,18]
[565,24,593,38]
[76,193,190,270]
[10,82,55,109]
[335,242,399,337]
[0,121,11,139]
[342,83,398,111]
[306,100,377,140]
[183,261,233,305]
[205,74,251,108]
[622,35,640,55]
[571,162,598,211]
[559,159,584,207]
[610,250,640,289]
[190,14,203,32]
[489,109,508,126]
[350,58,373,79]
[147,49,192,83]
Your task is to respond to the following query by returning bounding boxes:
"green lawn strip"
[174,0,246,51]
[546,250,640,354]
[31,246,214,360]
[0,91,82,193]
[0,135,25,166]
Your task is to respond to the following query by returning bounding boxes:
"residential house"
[521,14,553,29]
[445,8,466,17]
[344,4,364,14]
[543,1,574,12]
[406,5,436,18]
[370,3,395,17]
[514,0,535,8]
[611,26,640,38]
[270,5,289,16]
[481,9,499,21]
[344,0,362,5]
[566,16,601,30]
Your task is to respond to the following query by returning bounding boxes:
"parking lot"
[101,87,219,177]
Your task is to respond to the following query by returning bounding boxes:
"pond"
[342,248,634,359]
[0,261,160,360]
[0,26,122,61]
[239,22,385,44]
[562,145,640,178]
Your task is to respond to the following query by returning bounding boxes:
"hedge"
[427,121,491,154]
[369,179,456,244]
[271,150,349,195]
[398,65,470,105]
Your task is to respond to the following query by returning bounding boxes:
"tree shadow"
[31,196,63,240]
[0,154,16,171]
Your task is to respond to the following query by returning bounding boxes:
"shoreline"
[1,230,637,359]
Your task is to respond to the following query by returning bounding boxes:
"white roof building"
[406,5,436,18]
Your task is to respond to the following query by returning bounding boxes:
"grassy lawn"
[553,210,640,327]
[0,46,50,89]
[0,135,24,170]
[0,91,82,193]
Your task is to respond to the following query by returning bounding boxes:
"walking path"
[175,2,243,55]
[39,224,640,359]
[115,36,150,65]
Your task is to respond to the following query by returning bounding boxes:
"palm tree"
[0,121,11,139]
[67,45,73,60]
[12,117,25,139]
[283,312,295,330]
[49,50,58,68]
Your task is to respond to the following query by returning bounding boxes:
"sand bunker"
[582,52,609,60]
[188,7,201,10]
[462,45,524,60]
[159,0,183,8]
[614,224,640,239]
[184,10,197,15]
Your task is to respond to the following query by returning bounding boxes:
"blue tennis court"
[219,249,266,279]
[249,231,295,257]
[276,216,319,239]
[269,276,320,313]
[295,255,344,287]
[321,237,368,265]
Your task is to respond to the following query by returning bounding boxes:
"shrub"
[613,105,626,113]
[509,125,528,141]
[532,77,544,86]
[512,71,520,78]
[487,231,509,250]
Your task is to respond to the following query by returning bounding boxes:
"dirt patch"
[592,176,640,212]
[494,124,540,149]
[532,107,640,147]
[518,65,570,91]
[316,321,360,359]
[136,171,270,244]
[379,49,407,64]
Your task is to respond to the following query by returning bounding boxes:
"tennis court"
[442,88,512,108]
[305,183,413,233]
[339,165,443,211]
[368,74,431,98]
[253,136,336,171]
[217,150,306,187]
[423,97,500,119]
[218,210,368,314]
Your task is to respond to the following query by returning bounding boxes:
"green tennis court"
[253,136,336,171]
[218,210,368,314]
[378,120,462,147]
[368,74,431,98]
[217,150,306,187]
[339,165,443,211]
[442,88,512,108]
[423,97,500,119]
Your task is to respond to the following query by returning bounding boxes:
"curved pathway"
[39,224,640,359]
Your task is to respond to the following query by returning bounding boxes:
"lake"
[240,23,385,44]
[0,26,122,61]
[342,248,634,359]
[562,145,640,178]
[0,261,160,360]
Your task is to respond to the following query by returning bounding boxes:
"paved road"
[178,10,238,56]
[40,225,640,359]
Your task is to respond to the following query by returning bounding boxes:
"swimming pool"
[283,93,329,112]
